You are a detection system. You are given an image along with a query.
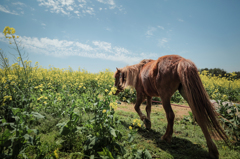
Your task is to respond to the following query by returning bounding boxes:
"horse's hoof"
[161,136,172,143]
[143,118,151,130]
[209,153,219,159]
[209,149,219,159]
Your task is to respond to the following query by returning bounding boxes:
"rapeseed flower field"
[1,26,240,159]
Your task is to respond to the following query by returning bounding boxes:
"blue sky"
[0,0,240,73]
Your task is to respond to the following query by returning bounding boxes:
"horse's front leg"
[134,94,151,129]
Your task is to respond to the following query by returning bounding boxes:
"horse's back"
[140,55,183,97]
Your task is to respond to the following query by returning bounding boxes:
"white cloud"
[0,5,19,15]
[158,38,168,48]
[37,0,73,15]
[105,27,111,31]
[62,0,74,6]
[84,7,95,15]
[93,41,112,52]
[0,33,157,64]
[37,0,122,17]
[146,26,166,37]
[41,23,46,26]
[178,18,184,22]
[146,27,157,37]
[12,2,26,7]
[97,0,116,9]
[75,42,94,51]
[67,6,74,11]
[157,26,164,30]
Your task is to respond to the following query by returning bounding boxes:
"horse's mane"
[122,59,153,88]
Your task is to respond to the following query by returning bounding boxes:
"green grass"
[115,108,240,159]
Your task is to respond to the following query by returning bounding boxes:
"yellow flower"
[108,91,112,95]
[105,89,108,92]
[3,26,15,37]
[54,148,59,159]
[43,101,47,104]
[102,109,106,113]
[129,126,132,130]
[3,96,12,101]
[110,102,118,109]
[133,118,141,127]
[83,86,86,89]
[111,86,117,94]
[222,146,226,150]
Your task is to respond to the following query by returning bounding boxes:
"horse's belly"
[141,76,159,97]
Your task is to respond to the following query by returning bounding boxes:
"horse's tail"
[177,58,228,143]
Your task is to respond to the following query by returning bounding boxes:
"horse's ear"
[116,67,120,72]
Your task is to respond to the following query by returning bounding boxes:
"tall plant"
[0,26,44,158]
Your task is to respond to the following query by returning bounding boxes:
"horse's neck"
[125,67,139,88]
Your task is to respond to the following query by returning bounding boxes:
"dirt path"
[117,101,192,118]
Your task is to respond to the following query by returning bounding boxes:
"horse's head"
[113,68,126,95]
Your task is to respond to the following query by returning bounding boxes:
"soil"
[117,101,191,118]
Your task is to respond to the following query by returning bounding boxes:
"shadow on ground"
[121,121,211,159]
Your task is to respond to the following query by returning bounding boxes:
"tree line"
[198,68,240,79]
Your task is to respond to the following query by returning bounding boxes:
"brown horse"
[114,55,228,159]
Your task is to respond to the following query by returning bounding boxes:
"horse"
[113,55,228,159]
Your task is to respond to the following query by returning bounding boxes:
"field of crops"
[1,27,240,158]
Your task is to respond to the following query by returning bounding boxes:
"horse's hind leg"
[161,98,175,143]
[144,96,152,129]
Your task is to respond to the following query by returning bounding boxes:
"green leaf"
[128,133,134,143]
[109,127,116,137]
[112,143,126,155]
[143,149,152,159]
[23,134,33,145]
[84,136,99,150]
[98,148,114,159]
[56,122,67,128]
[31,112,45,119]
